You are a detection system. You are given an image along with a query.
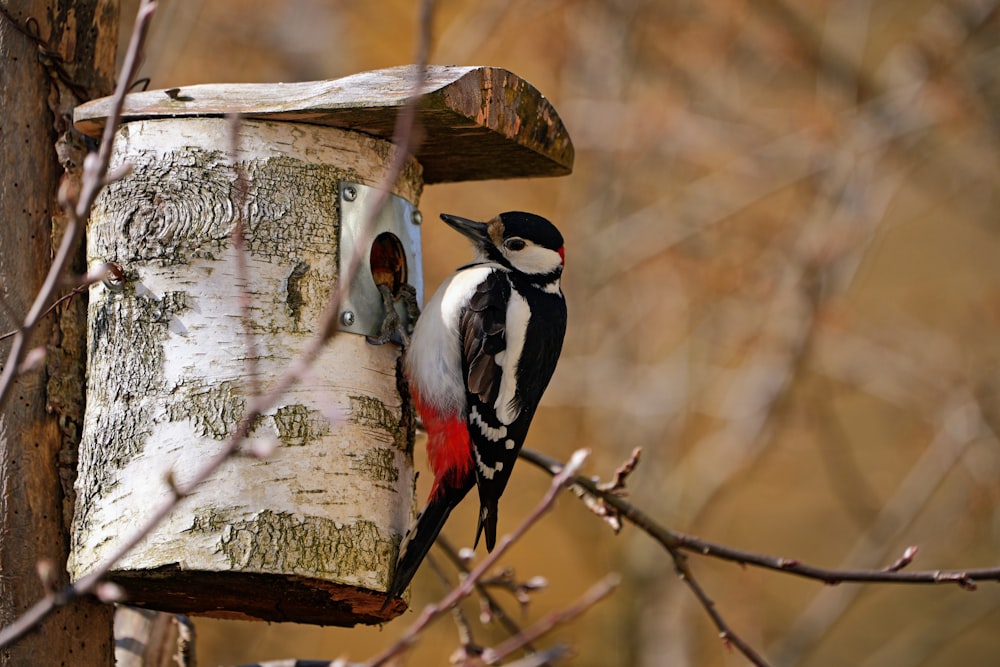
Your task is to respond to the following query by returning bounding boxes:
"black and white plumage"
[384,211,567,606]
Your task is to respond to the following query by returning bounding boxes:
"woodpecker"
[385,211,567,605]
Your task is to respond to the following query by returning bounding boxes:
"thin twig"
[425,552,482,659]
[0,263,115,342]
[436,534,543,656]
[362,450,590,667]
[477,574,619,666]
[226,114,261,397]
[0,0,155,413]
[671,550,771,666]
[478,646,569,667]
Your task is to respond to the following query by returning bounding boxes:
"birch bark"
[69,118,419,625]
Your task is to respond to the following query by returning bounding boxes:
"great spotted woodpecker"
[385,211,567,605]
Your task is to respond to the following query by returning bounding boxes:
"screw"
[343,186,358,202]
[341,311,356,326]
[411,209,423,225]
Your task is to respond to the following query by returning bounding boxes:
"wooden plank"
[73,66,574,183]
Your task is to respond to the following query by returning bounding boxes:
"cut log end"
[110,568,408,625]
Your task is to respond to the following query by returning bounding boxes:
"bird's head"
[440,211,565,276]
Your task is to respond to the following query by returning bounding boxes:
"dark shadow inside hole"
[370,232,407,295]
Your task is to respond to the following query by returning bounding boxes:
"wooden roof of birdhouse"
[73,65,574,184]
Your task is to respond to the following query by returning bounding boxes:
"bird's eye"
[504,238,526,252]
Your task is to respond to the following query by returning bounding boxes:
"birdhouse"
[68,66,573,626]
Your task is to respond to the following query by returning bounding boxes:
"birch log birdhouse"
[68,65,573,625]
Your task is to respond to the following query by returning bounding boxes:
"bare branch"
[480,646,569,667]
[519,445,1000,666]
[518,449,772,666]
[884,546,919,573]
[520,447,1000,587]
[0,2,157,646]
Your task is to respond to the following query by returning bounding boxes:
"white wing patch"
[494,289,529,425]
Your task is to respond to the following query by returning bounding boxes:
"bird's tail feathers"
[474,495,499,552]
[383,489,459,608]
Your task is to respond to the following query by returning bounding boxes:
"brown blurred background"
[119,1,1000,665]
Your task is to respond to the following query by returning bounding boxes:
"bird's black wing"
[458,268,519,550]
[462,269,509,408]
[460,269,567,552]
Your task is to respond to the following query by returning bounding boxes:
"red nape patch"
[411,389,473,498]
[558,245,566,265]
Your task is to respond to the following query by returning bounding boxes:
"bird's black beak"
[440,213,491,246]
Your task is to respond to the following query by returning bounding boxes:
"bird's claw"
[367,283,420,346]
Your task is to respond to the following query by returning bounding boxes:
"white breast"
[404,264,499,415]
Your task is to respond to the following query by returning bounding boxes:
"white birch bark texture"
[68,118,421,625]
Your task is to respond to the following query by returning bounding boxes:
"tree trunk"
[0,0,117,664]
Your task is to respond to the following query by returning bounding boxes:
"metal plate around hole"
[337,181,423,338]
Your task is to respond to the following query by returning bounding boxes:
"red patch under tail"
[411,388,473,498]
